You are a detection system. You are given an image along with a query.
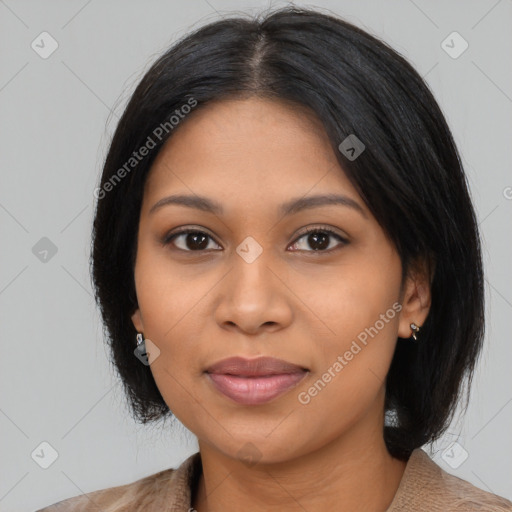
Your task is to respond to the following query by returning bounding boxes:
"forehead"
[143,97,362,211]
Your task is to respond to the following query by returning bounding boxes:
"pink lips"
[205,356,308,405]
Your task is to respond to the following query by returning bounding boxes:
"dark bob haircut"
[91,6,484,461]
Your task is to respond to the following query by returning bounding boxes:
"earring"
[134,332,151,366]
[410,323,421,341]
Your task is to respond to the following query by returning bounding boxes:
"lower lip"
[207,372,307,405]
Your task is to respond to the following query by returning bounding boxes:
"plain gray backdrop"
[1,1,511,510]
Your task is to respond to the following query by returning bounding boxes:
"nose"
[213,252,293,336]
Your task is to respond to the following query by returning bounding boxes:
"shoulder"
[395,448,512,511]
[439,469,512,511]
[34,452,201,512]
[34,467,175,512]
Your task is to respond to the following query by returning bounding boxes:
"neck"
[192,408,408,512]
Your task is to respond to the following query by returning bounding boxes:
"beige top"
[35,448,512,511]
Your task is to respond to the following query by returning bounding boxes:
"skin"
[131,97,431,512]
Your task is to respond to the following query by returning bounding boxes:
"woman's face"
[131,97,427,464]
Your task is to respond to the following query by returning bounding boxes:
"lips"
[205,356,308,405]
[206,356,307,376]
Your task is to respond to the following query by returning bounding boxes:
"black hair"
[91,6,484,461]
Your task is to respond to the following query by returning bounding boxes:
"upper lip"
[205,356,308,376]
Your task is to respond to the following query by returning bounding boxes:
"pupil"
[187,232,208,250]
[309,232,329,250]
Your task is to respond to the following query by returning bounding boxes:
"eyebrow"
[149,193,367,219]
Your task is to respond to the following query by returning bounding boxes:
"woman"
[36,6,512,512]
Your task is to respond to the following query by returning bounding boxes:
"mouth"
[205,356,309,405]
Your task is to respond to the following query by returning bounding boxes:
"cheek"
[301,246,402,386]
[134,265,205,419]
[292,276,401,443]
[296,244,401,343]
[134,234,206,337]
[132,248,205,376]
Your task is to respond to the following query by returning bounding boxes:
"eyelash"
[162,225,348,254]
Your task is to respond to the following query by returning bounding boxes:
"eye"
[288,226,348,252]
[162,225,348,253]
[163,227,222,252]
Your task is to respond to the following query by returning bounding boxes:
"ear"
[397,256,433,339]
[131,308,144,333]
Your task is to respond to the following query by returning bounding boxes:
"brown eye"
[164,229,222,252]
[289,228,348,252]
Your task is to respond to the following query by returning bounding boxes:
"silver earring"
[410,323,421,341]
[134,333,151,366]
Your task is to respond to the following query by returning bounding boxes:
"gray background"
[0,0,511,510]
